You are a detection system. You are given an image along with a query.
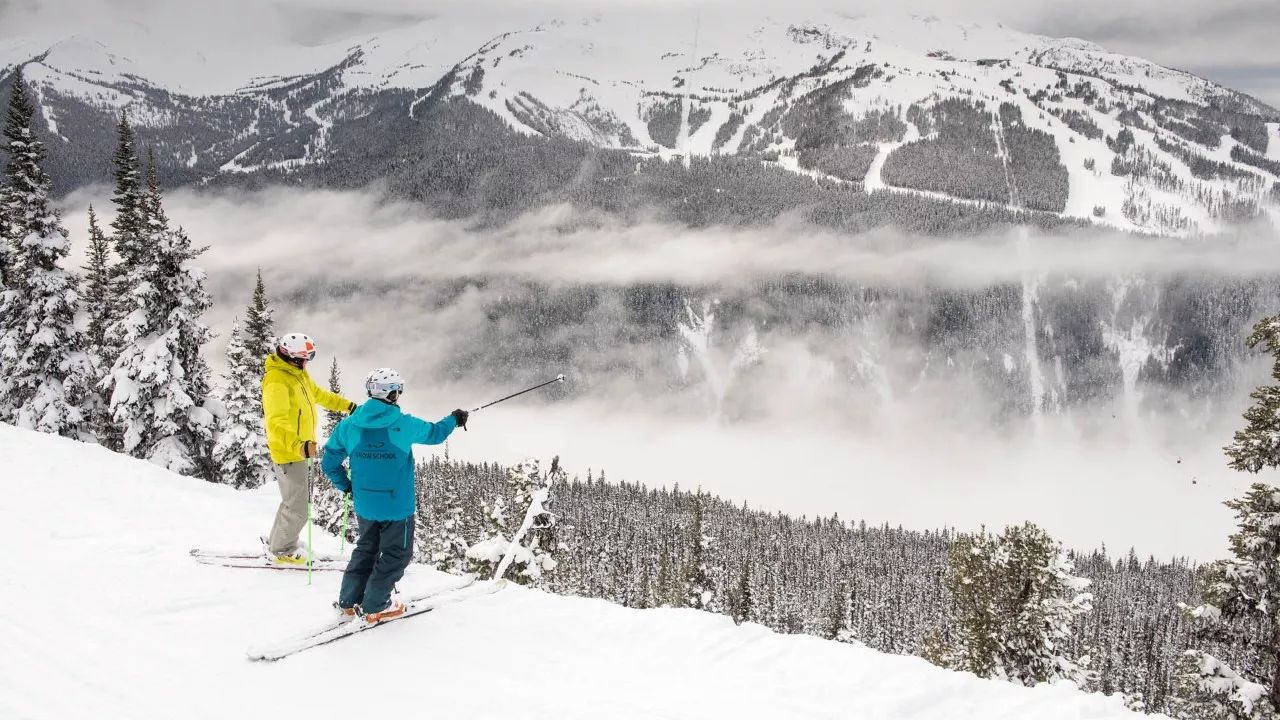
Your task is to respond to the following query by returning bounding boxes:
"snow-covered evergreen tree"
[211,276,277,489]
[498,457,562,585]
[731,561,754,624]
[1225,315,1280,474]
[687,492,722,611]
[243,268,275,359]
[1174,648,1275,720]
[107,112,144,294]
[322,357,343,434]
[211,319,274,488]
[1177,317,1280,718]
[426,463,470,573]
[824,581,852,641]
[93,113,144,451]
[81,205,113,439]
[465,492,510,576]
[0,68,93,438]
[312,357,352,540]
[82,206,112,357]
[465,457,563,584]
[931,522,1094,687]
[102,152,219,477]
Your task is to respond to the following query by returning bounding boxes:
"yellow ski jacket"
[261,354,355,464]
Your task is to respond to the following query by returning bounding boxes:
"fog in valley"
[62,186,1280,561]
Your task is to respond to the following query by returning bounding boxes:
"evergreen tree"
[108,112,144,283]
[211,319,274,488]
[824,581,851,640]
[687,493,721,611]
[243,268,275,359]
[1179,315,1280,719]
[312,356,349,537]
[81,205,114,439]
[464,457,563,584]
[465,492,510,576]
[322,357,343,435]
[502,458,562,585]
[102,151,218,477]
[427,466,470,573]
[932,522,1094,687]
[82,206,112,354]
[0,68,93,437]
[732,561,754,624]
[1225,316,1280,474]
[95,113,143,451]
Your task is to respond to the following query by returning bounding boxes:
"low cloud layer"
[58,186,1280,562]
[65,185,1280,292]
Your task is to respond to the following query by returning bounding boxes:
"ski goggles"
[280,343,317,361]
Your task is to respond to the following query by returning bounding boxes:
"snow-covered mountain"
[1,421,1161,719]
[3,11,1279,235]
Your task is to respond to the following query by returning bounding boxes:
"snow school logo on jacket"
[355,441,397,461]
[321,400,457,521]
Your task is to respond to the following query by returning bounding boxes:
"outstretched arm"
[406,413,458,446]
[321,422,352,493]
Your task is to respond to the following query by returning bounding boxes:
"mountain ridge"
[1,11,1278,236]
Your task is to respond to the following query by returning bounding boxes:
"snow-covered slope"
[2,422,1158,720]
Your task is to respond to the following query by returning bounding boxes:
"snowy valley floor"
[2,424,1162,720]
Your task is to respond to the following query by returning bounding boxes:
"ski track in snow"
[863,123,919,193]
[303,98,332,158]
[992,111,1021,208]
[1,424,1159,720]
[860,122,1112,229]
[676,94,692,168]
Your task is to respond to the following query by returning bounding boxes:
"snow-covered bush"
[929,522,1094,687]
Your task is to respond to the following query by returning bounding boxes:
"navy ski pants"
[338,515,414,614]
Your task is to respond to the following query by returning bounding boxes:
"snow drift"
[1,423,1162,719]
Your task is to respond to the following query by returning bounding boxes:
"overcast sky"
[1,0,1277,108]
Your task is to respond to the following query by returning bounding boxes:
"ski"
[247,578,501,662]
[190,548,345,562]
[192,554,348,572]
[245,577,480,662]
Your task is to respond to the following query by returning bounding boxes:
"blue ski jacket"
[322,400,458,521]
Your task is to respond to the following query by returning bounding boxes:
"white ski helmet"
[365,367,405,400]
[277,333,317,362]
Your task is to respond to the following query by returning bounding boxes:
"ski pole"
[465,375,566,430]
[339,493,349,555]
[306,460,314,587]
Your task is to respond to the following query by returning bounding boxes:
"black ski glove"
[451,409,469,430]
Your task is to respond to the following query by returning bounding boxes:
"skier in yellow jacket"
[262,332,357,565]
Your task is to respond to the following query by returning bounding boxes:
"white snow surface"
[2,423,1160,720]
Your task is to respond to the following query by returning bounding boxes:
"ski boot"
[271,551,309,567]
[364,600,406,625]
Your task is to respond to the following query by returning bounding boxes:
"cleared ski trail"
[2,424,1158,720]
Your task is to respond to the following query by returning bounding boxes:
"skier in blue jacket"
[322,367,468,623]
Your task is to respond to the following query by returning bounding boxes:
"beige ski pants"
[267,460,310,556]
